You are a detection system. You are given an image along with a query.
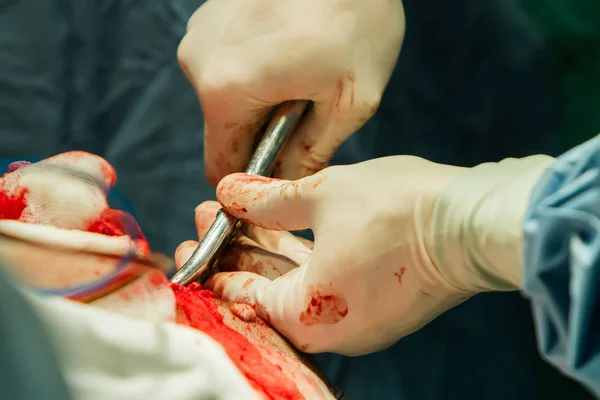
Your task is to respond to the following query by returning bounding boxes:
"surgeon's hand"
[194,154,556,356]
[201,157,472,356]
[177,0,405,184]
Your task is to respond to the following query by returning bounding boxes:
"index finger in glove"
[216,172,328,231]
[176,201,311,276]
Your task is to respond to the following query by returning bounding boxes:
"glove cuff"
[429,155,555,292]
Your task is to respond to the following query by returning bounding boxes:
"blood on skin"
[172,283,303,400]
[394,267,406,284]
[299,284,348,326]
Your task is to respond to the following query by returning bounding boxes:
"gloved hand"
[186,154,555,356]
[177,0,405,184]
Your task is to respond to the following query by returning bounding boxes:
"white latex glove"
[177,0,405,183]
[428,155,556,292]
[23,290,258,400]
[197,155,556,356]
[198,157,469,356]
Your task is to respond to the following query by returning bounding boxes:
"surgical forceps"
[171,100,309,286]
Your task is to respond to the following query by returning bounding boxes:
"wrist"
[427,155,555,292]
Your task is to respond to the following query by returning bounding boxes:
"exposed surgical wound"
[172,283,303,400]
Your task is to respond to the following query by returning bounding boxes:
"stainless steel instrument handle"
[170,100,309,285]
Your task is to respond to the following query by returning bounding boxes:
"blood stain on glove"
[299,283,348,326]
[394,267,406,284]
[172,283,303,399]
[230,303,257,322]
[347,70,356,104]
[217,174,285,203]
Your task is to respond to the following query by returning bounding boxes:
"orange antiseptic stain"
[394,267,406,284]
[299,283,348,326]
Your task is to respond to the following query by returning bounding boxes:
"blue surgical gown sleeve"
[523,134,600,396]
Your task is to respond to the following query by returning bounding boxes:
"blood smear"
[85,209,150,254]
[171,283,303,400]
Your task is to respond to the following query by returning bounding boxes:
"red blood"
[99,162,116,187]
[299,284,348,326]
[228,202,248,213]
[84,209,150,254]
[86,209,128,236]
[147,270,169,289]
[394,267,406,284]
[172,283,302,400]
[0,187,29,220]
